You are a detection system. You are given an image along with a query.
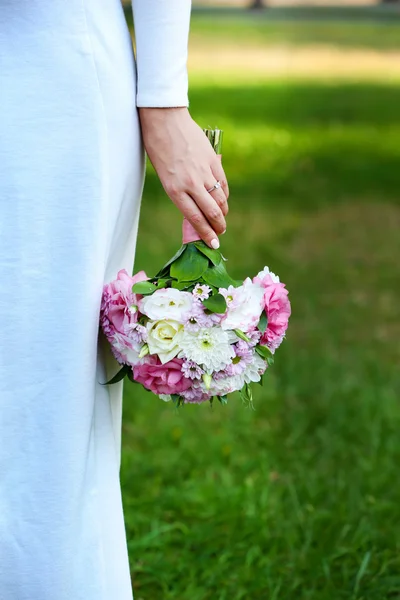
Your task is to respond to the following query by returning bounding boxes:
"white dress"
[0,1,190,598]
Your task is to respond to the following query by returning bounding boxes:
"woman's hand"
[138,107,229,249]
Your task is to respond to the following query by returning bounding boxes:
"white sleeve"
[131,0,192,108]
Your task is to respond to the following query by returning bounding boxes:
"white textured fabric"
[0,1,190,599]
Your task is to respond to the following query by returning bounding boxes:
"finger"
[212,154,230,201]
[174,192,220,249]
[189,185,226,235]
[204,178,228,217]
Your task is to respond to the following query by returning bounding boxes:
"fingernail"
[222,229,226,235]
[210,238,220,249]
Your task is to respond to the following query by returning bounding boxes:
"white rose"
[140,288,193,322]
[220,278,264,332]
[146,319,184,364]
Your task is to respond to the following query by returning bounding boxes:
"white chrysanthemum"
[255,266,280,283]
[179,327,235,372]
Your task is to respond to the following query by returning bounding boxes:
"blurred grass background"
[121,8,400,599]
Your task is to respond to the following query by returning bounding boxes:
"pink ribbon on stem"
[182,154,222,244]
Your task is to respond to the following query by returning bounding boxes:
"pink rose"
[259,283,291,352]
[101,269,147,334]
[253,266,280,288]
[100,269,148,361]
[133,357,192,396]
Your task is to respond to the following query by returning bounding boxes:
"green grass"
[189,15,400,50]
[121,13,400,599]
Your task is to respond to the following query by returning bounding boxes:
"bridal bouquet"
[100,129,291,406]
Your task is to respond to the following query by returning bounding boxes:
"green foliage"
[102,364,130,385]
[170,244,209,282]
[234,329,251,343]
[255,344,274,365]
[132,281,157,295]
[202,260,239,288]
[201,293,227,314]
[258,311,268,334]
[193,240,223,266]
[155,244,187,278]
[239,382,254,408]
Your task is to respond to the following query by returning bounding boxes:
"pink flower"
[181,386,211,404]
[100,269,148,363]
[133,357,192,396]
[259,283,291,352]
[253,266,280,287]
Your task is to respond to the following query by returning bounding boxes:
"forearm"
[131,0,192,108]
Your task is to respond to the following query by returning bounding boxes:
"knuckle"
[189,212,203,226]
[184,174,197,189]
[208,206,221,221]
[216,192,226,206]
[165,182,180,197]
[218,201,228,216]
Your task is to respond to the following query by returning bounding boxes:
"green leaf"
[239,383,254,407]
[155,244,187,277]
[132,281,157,295]
[218,395,228,405]
[101,364,130,385]
[138,314,150,326]
[193,240,222,266]
[255,344,273,360]
[202,293,227,314]
[171,280,193,291]
[258,311,268,334]
[257,371,267,386]
[154,278,169,288]
[233,329,251,343]
[171,394,185,406]
[202,260,239,289]
[170,244,209,282]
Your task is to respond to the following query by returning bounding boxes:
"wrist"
[138,106,188,123]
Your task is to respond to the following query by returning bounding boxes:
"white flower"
[220,278,264,332]
[242,353,267,384]
[209,374,243,396]
[192,283,212,301]
[178,327,235,373]
[112,333,142,366]
[140,288,193,322]
[146,319,184,364]
[255,266,280,283]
